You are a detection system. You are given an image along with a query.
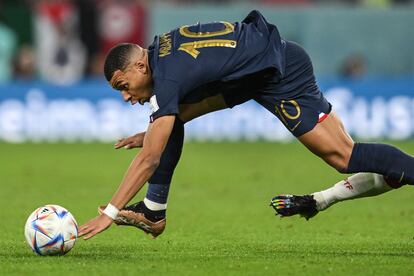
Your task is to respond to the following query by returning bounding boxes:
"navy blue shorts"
[223,40,332,137]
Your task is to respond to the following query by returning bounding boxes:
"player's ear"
[134,60,147,74]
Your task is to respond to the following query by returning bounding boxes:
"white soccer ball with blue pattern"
[24,205,78,256]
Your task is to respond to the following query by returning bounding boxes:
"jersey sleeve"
[149,79,180,122]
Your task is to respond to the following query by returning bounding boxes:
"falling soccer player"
[78,10,413,240]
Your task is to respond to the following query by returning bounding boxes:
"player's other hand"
[78,214,113,240]
[114,132,146,149]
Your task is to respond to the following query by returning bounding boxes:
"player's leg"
[281,41,414,184]
[297,112,353,172]
[257,40,412,218]
[298,112,414,185]
[268,111,410,219]
[300,117,402,212]
[270,173,394,219]
[271,116,403,218]
[270,110,412,219]
[312,173,393,211]
[268,113,393,218]
[258,40,414,183]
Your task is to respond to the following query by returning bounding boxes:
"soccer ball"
[24,205,78,256]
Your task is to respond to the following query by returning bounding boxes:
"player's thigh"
[255,40,330,137]
[255,89,333,137]
[255,40,354,172]
[298,112,354,172]
[256,90,354,172]
[178,94,228,122]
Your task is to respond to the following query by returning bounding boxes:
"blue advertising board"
[0,78,413,142]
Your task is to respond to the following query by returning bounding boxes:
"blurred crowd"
[169,0,414,4]
[1,0,146,85]
[0,0,413,85]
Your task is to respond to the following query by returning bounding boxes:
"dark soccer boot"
[98,201,166,238]
[270,194,318,220]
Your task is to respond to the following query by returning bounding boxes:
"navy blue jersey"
[147,10,285,122]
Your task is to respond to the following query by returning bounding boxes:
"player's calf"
[347,143,414,185]
[312,173,393,211]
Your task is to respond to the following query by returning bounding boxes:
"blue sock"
[146,183,170,204]
[347,143,414,185]
[145,118,184,205]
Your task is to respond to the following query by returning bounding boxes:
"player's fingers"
[114,142,125,149]
[125,142,141,149]
[78,225,91,237]
[84,223,108,240]
[78,223,89,232]
[116,137,144,149]
[82,224,98,238]
[114,139,128,149]
[123,143,133,149]
[117,137,137,148]
[114,144,123,149]
[82,229,97,240]
[123,139,142,149]
[131,141,144,148]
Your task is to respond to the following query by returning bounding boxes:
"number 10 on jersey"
[178,22,237,59]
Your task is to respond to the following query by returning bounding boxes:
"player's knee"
[324,151,352,173]
[333,160,350,174]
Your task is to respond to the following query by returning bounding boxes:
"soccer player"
[78,10,414,240]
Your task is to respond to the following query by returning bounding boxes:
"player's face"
[110,61,153,106]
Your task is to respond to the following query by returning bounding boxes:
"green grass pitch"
[1,141,413,275]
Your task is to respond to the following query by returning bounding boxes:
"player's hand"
[78,214,113,240]
[114,132,146,149]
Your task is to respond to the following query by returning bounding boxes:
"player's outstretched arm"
[78,115,176,240]
[114,131,146,149]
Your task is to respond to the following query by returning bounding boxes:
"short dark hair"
[104,43,137,81]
